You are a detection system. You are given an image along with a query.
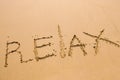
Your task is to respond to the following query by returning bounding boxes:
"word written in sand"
[2,25,120,67]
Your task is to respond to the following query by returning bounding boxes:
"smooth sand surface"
[0,0,120,80]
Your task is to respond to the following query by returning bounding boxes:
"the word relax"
[2,25,120,67]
